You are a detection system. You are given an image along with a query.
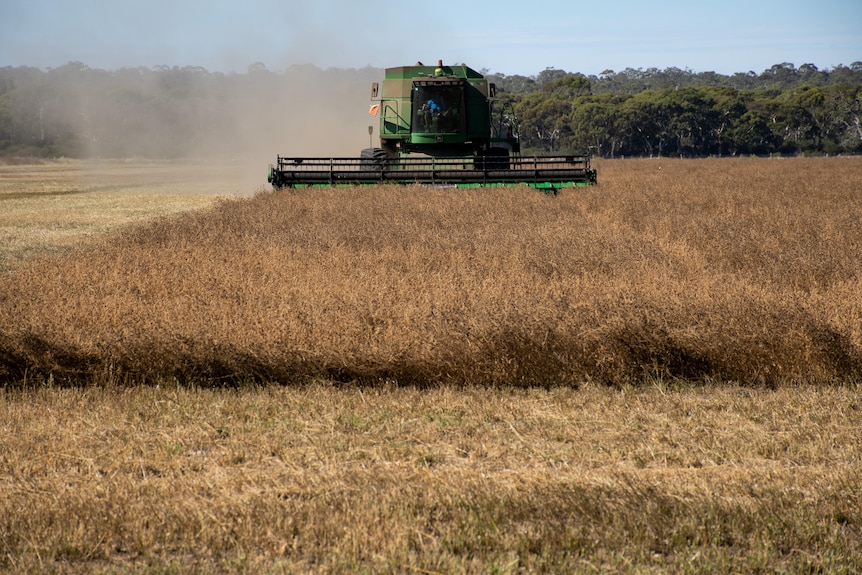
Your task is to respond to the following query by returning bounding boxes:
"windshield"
[412,83,464,134]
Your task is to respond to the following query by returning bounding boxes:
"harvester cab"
[371,60,518,162]
[268,60,596,191]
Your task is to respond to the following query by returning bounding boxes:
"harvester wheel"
[360,148,388,172]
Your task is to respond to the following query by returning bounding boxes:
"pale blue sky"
[2,0,859,76]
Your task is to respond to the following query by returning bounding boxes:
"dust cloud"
[57,64,383,195]
[194,65,383,194]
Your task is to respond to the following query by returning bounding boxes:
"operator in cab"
[422,95,447,131]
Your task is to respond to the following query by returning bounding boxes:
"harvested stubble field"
[0,159,249,272]
[1,157,861,573]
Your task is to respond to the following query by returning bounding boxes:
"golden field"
[2,382,860,574]
[1,157,860,386]
[0,159,253,272]
[0,157,860,573]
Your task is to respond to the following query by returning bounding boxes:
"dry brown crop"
[1,157,861,573]
[1,157,860,386]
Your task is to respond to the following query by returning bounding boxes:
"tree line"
[1,61,860,159]
[493,63,862,156]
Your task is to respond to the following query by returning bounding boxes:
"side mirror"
[371,83,379,98]
[489,83,496,98]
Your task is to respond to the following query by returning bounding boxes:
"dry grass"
[1,157,861,573]
[0,159,256,271]
[1,382,860,573]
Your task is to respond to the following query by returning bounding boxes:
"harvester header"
[268,60,597,191]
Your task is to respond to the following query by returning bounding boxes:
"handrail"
[379,103,411,135]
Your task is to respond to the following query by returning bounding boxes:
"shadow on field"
[3,318,860,388]
[605,317,862,386]
[1,332,461,387]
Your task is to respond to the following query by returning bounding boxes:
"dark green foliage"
[492,62,862,156]
[1,62,861,159]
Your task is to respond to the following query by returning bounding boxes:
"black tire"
[360,147,388,172]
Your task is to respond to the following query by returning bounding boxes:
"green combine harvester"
[268,60,597,192]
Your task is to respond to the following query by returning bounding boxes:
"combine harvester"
[268,60,597,192]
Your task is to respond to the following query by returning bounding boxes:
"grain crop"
[1,157,861,573]
[1,157,860,386]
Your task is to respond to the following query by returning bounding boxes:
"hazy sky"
[2,0,860,76]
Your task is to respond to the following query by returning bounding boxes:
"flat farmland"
[0,157,861,573]
[0,159,259,271]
